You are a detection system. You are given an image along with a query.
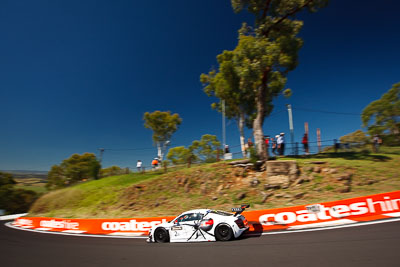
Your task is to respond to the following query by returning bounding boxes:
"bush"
[100,166,125,178]
[382,134,400,146]
[46,153,101,190]
[249,147,259,164]
[0,172,38,214]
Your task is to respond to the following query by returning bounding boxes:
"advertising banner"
[13,191,400,236]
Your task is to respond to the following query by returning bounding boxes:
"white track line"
[288,219,356,230]
[260,217,400,235]
[5,222,147,239]
[383,212,400,217]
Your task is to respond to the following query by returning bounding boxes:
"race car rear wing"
[232,204,250,216]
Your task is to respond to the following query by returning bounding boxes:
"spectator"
[224,144,230,154]
[136,160,143,172]
[334,140,341,152]
[302,133,309,155]
[244,143,249,158]
[264,135,270,154]
[271,136,278,156]
[151,158,159,170]
[277,133,285,155]
[247,138,253,148]
[246,138,253,158]
[373,134,382,153]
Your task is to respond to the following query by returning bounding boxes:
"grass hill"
[29,146,400,218]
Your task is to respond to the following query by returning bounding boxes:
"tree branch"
[273,0,313,27]
[261,0,272,19]
[262,0,314,37]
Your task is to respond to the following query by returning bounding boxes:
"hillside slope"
[29,147,400,218]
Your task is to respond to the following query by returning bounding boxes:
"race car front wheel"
[154,227,170,243]
[215,224,233,241]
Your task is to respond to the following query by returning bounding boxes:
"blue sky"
[1,0,399,171]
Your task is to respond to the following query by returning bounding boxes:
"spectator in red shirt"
[302,133,309,155]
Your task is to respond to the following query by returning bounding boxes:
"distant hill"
[0,170,48,179]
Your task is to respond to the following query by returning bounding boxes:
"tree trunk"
[238,112,247,158]
[156,142,162,161]
[253,106,267,160]
[253,75,269,160]
[156,141,169,162]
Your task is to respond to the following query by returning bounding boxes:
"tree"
[189,134,221,163]
[0,172,16,187]
[167,146,196,165]
[0,172,38,214]
[340,130,368,144]
[45,153,101,189]
[201,47,293,158]
[0,172,16,210]
[143,111,182,161]
[46,165,66,190]
[362,82,400,136]
[230,0,328,160]
[6,189,37,214]
[61,153,101,183]
[201,50,256,158]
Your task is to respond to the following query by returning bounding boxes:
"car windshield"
[173,213,203,224]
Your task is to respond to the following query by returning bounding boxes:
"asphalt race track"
[1,220,400,267]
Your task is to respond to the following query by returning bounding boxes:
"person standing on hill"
[136,160,143,172]
[264,135,270,155]
[373,134,382,152]
[271,136,278,155]
[224,144,230,154]
[277,133,285,156]
[302,133,309,155]
[246,138,253,158]
[151,158,159,170]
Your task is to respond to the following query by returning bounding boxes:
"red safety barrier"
[13,190,400,236]
[242,190,400,232]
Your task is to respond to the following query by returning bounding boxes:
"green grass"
[29,172,163,218]
[14,177,48,194]
[29,146,400,218]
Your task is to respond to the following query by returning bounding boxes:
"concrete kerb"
[6,217,400,239]
[0,213,28,221]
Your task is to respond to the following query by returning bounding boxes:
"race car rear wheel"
[154,227,170,243]
[215,224,233,241]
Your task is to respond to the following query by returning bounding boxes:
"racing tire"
[215,224,233,241]
[154,227,170,243]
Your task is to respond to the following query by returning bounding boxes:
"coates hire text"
[259,196,400,225]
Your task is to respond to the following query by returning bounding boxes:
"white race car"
[147,205,250,243]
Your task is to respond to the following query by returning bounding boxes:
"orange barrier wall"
[242,190,400,232]
[13,190,400,236]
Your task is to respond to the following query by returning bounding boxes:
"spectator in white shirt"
[277,133,285,155]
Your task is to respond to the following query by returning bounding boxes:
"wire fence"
[224,139,370,160]
[99,139,373,175]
